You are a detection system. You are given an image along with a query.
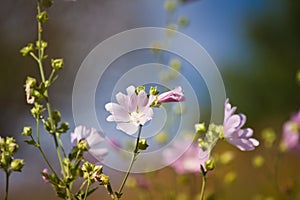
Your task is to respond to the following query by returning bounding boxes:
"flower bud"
[36,11,48,24]
[195,123,206,134]
[135,86,145,94]
[138,139,149,150]
[20,43,34,56]
[6,137,18,154]
[205,159,215,171]
[78,139,89,151]
[35,40,47,50]
[10,159,24,172]
[99,174,110,185]
[22,126,32,136]
[51,58,64,70]
[30,103,45,119]
[149,86,159,95]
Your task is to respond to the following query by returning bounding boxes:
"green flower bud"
[149,86,159,95]
[195,123,206,134]
[57,122,69,134]
[6,137,18,154]
[51,58,64,70]
[138,139,149,150]
[205,159,215,171]
[36,11,48,24]
[25,76,37,87]
[10,159,24,172]
[51,110,61,125]
[78,139,89,151]
[20,43,34,56]
[1,152,12,168]
[198,138,209,151]
[30,103,45,119]
[135,86,146,94]
[35,40,47,50]
[22,126,32,136]
[99,174,110,185]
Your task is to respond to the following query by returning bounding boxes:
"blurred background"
[1,0,300,199]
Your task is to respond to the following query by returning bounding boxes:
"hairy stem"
[117,125,143,198]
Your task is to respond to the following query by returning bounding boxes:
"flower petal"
[116,123,138,135]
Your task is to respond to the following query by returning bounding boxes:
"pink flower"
[163,139,209,174]
[280,111,300,153]
[157,86,185,103]
[42,168,49,183]
[105,86,155,135]
[223,99,259,151]
[71,126,108,162]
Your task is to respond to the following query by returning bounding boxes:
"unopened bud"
[51,58,64,70]
[138,139,149,150]
[10,159,24,172]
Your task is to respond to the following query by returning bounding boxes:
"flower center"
[130,111,145,124]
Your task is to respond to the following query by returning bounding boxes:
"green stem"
[5,171,10,200]
[200,174,206,200]
[83,179,91,200]
[117,125,143,198]
[37,2,45,83]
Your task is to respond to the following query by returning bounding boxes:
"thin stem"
[5,171,10,200]
[117,125,143,198]
[83,179,91,200]
[37,2,45,83]
[200,174,206,200]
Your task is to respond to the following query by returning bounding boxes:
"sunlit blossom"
[223,99,259,151]
[105,86,155,135]
[71,125,108,161]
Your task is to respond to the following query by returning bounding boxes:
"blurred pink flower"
[163,139,209,174]
[223,99,259,151]
[71,125,108,162]
[157,86,185,103]
[42,168,49,183]
[281,111,300,152]
[105,86,155,135]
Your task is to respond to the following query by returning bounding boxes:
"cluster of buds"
[0,137,24,173]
